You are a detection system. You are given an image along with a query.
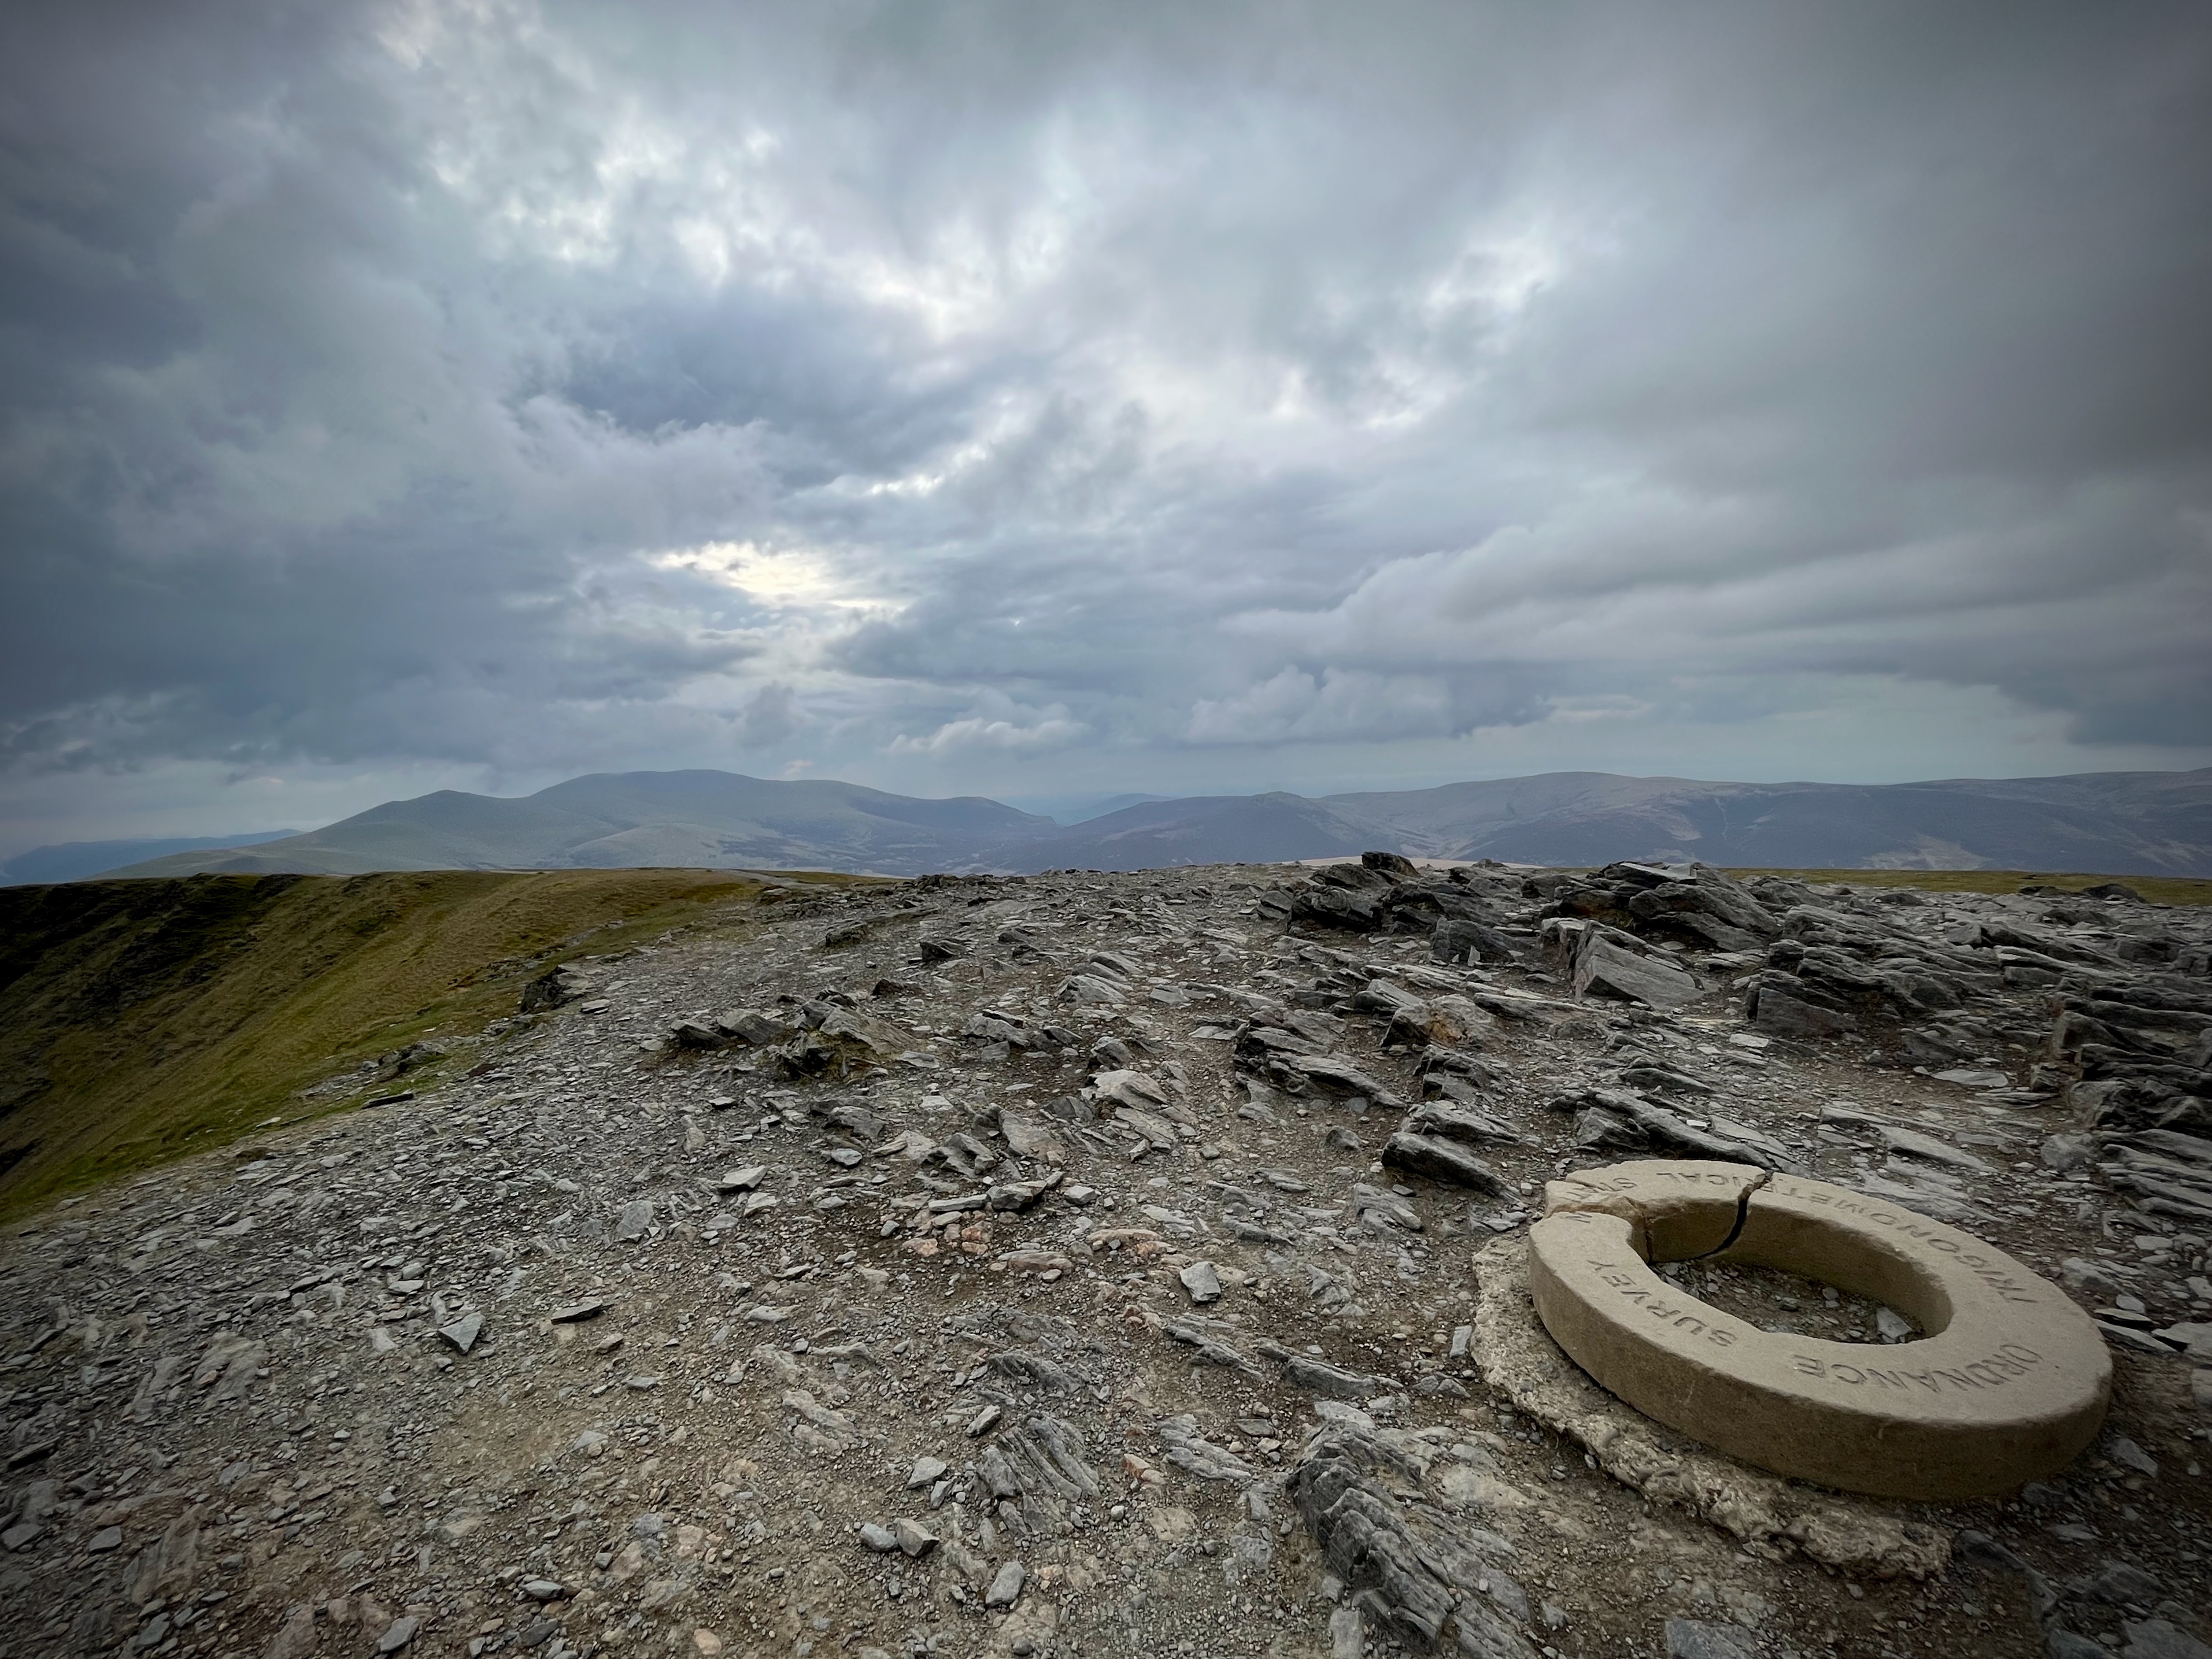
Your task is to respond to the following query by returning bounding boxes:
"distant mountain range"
[22,765,2206,882]
[0,830,299,886]
[79,773,1045,882]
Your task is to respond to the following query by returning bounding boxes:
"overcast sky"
[3,1,2209,850]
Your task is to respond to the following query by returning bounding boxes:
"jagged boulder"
[1294,883,1388,932]
[1746,932,1974,1038]
[1546,1086,1797,1168]
[1745,966,1857,1038]
[519,961,595,1013]
[1288,1422,1540,1658]
[1624,865,1783,951]
[1381,1130,1512,1195]
[1570,927,1700,1010]
[717,1007,796,1046]
[1432,917,1519,965]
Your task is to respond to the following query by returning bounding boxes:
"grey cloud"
[1187,666,1549,748]
[731,682,803,749]
[0,0,2206,833]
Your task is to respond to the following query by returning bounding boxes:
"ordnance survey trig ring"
[1527,1160,2111,1500]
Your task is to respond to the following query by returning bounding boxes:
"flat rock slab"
[1529,1159,2110,1501]
[1574,934,1701,1009]
[1380,1131,1510,1196]
[1178,1260,1222,1304]
[984,1560,1026,1607]
[1473,1234,1951,1578]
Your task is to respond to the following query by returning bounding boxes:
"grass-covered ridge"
[0,868,858,1216]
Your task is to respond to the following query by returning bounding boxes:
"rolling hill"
[55,765,2212,880]
[1326,768,2212,873]
[101,771,1050,880]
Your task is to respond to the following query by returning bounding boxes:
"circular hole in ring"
[1655,1258,1922,1344]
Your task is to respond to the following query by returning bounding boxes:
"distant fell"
[988,768,2212,875]
[88,765,2212,879]
[108,771,1049,880]
[1,829,298,886]
[1326,768,2212,874]
[984,791,1389,870]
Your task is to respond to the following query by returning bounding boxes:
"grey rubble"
[1,856,2209,1659]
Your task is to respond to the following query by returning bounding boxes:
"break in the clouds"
[3,0,2209,845]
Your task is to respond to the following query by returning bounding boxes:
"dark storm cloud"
[0,0,2206,809]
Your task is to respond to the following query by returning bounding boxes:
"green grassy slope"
[0,868,853,1216]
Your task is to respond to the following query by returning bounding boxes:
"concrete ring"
[1527,1159,2111,1500]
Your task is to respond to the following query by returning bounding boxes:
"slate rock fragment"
[1157,1415,1256,1482]
[1573,931,1700,1010]
[1381,1131,1512,1197]
[1663,1620,1761,1659]
[1178,1260,1223,1304]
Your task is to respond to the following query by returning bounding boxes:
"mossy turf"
[0,867,864,1217]
[1720,868,2212,906]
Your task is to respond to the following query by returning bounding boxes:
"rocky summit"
[3,857,2210,1659]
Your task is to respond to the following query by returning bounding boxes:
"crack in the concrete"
[1681,1168,1772,1262]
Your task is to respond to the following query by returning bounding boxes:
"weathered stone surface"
[1432,917,1519,965]
[1573,932,1700,1009]
[1178,1260,1222,1304]
[1157,1414,1255,1482]
[8,855,2205,1658]
[1294,886,1386,932]
[715,1008,793,1045]
[1530,1160,2111,1500]
[1380,1131,1512,1197]
[519,962,596,1012]
[1282,1354,1388,1399]
[1092,1068,1171,1112]
[1473,1234,1952,1577]
[1403,1098,1520,1146]
[1548,1088,1799,1171]
[1627,869,1782,946]
[814,1007,905,1057]
[1663,1619,1762,1659]
[1270,1050,1403,1106]
[2122,1619,2212,1659]
[1288,1421,1538,1658]
[1745,969,1857,1038]
[983,1560,1026,1606]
